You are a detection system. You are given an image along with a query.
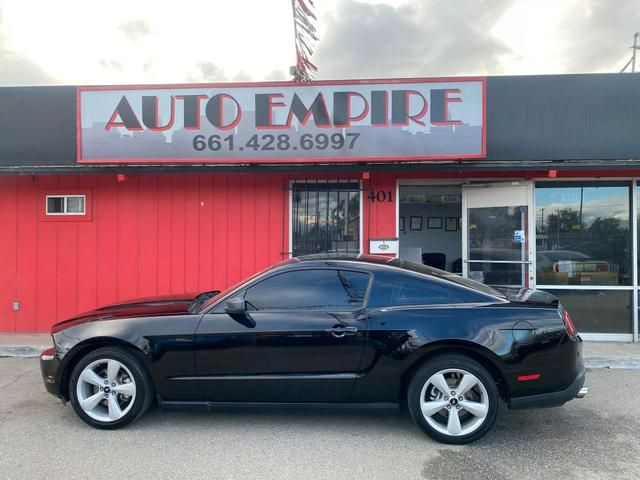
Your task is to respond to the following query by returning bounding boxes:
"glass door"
[462,183,532,289]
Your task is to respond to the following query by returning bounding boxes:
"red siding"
[3,168,637,333]
[0,172,398,332]
[0,176,18,332]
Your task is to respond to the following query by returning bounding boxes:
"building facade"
[0,73,639,341]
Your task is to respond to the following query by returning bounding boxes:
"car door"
[194,267,370,403]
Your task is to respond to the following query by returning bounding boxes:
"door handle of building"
[326,326,358,337]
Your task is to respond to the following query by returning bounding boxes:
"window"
[390,259,505,298]
[368,271,490,308]
[292,182,360,256]
[392,278,454,305]
[46,195,86,215]
[535,182,632,286]
[544,289,632,334]
[244,269,369,311]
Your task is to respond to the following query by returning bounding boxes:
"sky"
[0,0,638,86]
[536,187,630,225]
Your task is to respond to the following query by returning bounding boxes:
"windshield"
[388,258,506,299]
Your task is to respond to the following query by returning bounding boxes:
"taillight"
[562,310,577,337]
[595,263,609,272]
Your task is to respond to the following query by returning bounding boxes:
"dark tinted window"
[389,258,505,298]
[244,269,369,311]
[393,278,453,305]
[368,271,491,308]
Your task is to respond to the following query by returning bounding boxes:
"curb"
[0,346,49,358]
[585,357,640,370]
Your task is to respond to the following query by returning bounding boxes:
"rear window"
[388,258,505,299]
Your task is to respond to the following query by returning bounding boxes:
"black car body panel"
[41,255,584,411]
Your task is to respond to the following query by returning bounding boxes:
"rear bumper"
[509,365,586,410]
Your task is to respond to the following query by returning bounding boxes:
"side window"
[368,273,488,308]
[244,269,369,311]
[392,278,454,305]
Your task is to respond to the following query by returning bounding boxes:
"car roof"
[273,254,506,299]
[293,253,394,266]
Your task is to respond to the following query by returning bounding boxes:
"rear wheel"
[69,347,153,429]
[407,354,498,444]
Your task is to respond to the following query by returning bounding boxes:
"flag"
[292,0,318,82]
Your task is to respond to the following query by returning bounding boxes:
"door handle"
[326,326,358,337]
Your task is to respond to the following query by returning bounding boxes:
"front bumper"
[39,347,63,398]
[509,365,586,409]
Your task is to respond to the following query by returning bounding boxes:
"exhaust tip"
[576,386,588,399]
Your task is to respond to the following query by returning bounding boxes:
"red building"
[1,74,639,341]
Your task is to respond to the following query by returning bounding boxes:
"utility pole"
[621,32,640,73]
[632,32,639,73]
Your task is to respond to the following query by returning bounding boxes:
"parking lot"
[0,357,638,480]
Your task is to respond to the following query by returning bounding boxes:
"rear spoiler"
[501,288,559,307]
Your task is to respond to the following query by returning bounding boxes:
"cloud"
[0,10,54,85]
[186,63,260,83]
[264,69,288,81]
[99,59,123,70]
[232,70,253,82]
[314,0,512,78]
[555,0,640,72]
[537,193,631,226]
[186,62,227,82]
[118,19,152,41]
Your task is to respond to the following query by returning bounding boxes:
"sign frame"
[77,77,486,165]
[369,237,399,255]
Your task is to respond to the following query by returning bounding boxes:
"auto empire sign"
[77,78,485,164]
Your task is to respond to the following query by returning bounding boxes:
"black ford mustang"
[40,255,587,444]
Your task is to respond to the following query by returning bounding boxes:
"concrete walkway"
[583,341,640,370]
[0,333,52,357]
[1,333,639,369]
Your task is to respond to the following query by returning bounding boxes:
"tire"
[407,354,499,444]
[69,346,154,430]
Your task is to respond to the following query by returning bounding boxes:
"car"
[40,254,587,444]
[536,250,615,285]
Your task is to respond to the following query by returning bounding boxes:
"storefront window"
[292,182,360,257]
[546,289,632,334]
[535,182,632,286]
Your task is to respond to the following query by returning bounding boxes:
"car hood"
[50,291,218,334]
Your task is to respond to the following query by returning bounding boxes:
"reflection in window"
[392,278,453,305]
[535,182,631,286]
[292,182,360,257]
[468,206,527,256]
[245,269,369,310]
[467,205,528,287]
[544,289,632,334]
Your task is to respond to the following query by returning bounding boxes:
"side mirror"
[224,297,247,315]
[224,297,256,328]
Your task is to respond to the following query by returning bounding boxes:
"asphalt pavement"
[0,357,639,480]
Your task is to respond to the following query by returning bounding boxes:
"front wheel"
[69,347,153,429]
[407,354,499,444]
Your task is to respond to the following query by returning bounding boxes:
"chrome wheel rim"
[76,359,137,422]
[419,368,489,437]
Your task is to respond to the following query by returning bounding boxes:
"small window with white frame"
[46,195,86,215]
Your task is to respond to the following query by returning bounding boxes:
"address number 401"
[367,190,393,202]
